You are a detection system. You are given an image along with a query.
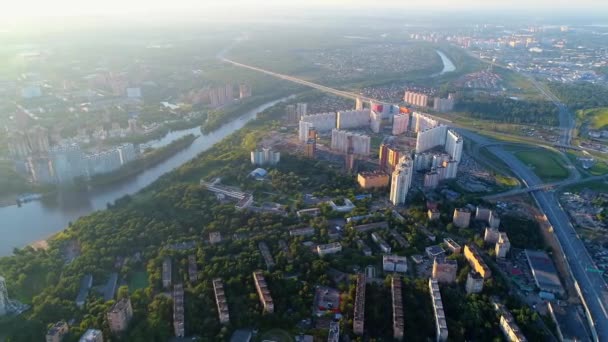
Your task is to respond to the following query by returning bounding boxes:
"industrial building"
[107,298,133,333]
[390,157,414,205]
[465,271,484,294]
[353,273,366,335]
[330,129,371,155]
[253,271,274,313]
[391,276,405,340]
[432,258,458,283]
[213,278,230,324]
[524,250,565,295]
[453,208,472,228]
[317,242,343,256]
[173,284,185,337]
[357,170,389,189]
[464,245,492,279]
[383,255,408,273]
[429,278,449,342]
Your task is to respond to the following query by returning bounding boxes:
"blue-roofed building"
[249,168,268,180]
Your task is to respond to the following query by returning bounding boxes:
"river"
[0,96,291,256]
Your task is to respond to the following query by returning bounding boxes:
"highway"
[221,55,608,340]
[482,174,608,200]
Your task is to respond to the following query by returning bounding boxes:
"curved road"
[220,54,608,340]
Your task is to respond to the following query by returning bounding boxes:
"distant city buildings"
[404,91,429,108]
[238,83,252,99]
[107,298,133,333]
[337,109,371,130]
[465,271,484,294]
[433,94,456,113]
[432,258,458,283]
[464,245,492,279]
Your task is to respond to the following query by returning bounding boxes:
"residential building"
[378,143,401,172]
[426,245,446,259]
[298,120,314,143]
[355,97,364,110]
[253,271,274,313]
[289,227,315,237]
[213,278,230,324]
[79,329,103,342]
[443,238,462,254]
[239,83,252,99]
[300,112,336,132]
[173,284,185,337]
[50,144,88,184]
[250,147,280,166]
[352,221,388,233]
[357,170,389,189]
[370,110,382,133]
[353,273,366,335]
[392,113,410,135]
[116,143,137,165]
[296,208,320,218]
[453,208,471,228]
[428,209,440,220]
[296,103,307,117]
[493,301,527,342]
[424,171,440,188]
[46,321,69,342]
[444,130,463,162]
[162,258,172,289]
[328,321,340,342]
[465,271,484,294]
[392,276,405,340]
[331,129,370,155]
[432,258,458,283]
[484,227,500,244]
[383,255,408,273]
[286,104,298,123]
[429,278,449,342]
[258,242,275,269]
[107,298,133,333]
[209,231,222,244]
[371,232,392,253]
[464,245,492,279]
[357,239,373,256]
[390,156,414,205]
[433,96,455,113]
[476,207,492,221]
[495,232,511,259]
[416,125,448,153]
[489,211,501,229]
[404,91,429,108]
[317,242,342,256]
[337,109,371,129]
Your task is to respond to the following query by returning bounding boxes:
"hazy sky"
[3,0,608,19]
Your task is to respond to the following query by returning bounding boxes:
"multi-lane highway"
[220,55,608,340]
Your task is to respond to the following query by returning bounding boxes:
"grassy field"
[514,150,569,182]
[578,107,608,130]
[128,271,149,291]
[258,329,293,342]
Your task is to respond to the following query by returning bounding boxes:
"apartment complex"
[445,130,463,162]
[253,271,274,314]
[383,255,408,273]
[464,245,492,279]
[212,278,230,324]
[390,157,414,205]
[353,273,366,335]
[453,208,472,228]
[493,301,528,342]
[317,242,342,256]
[336,109,371,129]
[391,276,405,340]
[432,258,458,283]
[330,129,371,155]
[378,143,401,172]
[250,147,280,166]
[392,113,410,135]
[416,125,448,153]
[429,278,449,342]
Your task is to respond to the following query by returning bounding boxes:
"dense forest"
[548,82,608,110]
[0,100,548,341]
[455,95,559,126]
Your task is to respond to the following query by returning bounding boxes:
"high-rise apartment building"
[392,113,410,135]
[445,130,463,162]
[300,112,336,132]
[296,102,307,117]
[412,112,439,133]
[432,258,458,283]
[331,129,370,155]
[173,284,185,337]
[250,147,280,166]
[379,143,401,172]
[238,83,252,99]
[337,109,370,130]
[390,157,414,205]
[298,120,314,143]
[212,278,230,324]
[495,232,511,259]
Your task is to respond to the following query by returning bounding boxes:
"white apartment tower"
[390,157,414,205]
[445,130,463,162]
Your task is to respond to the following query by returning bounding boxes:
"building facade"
[107,298,133,333]
[390,157,414,205]
[429,278,449,342]
[357,171,389,189]
[432,258,458,283]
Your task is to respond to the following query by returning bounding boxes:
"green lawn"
[578,107,608,130]
[514,150,569,182]
[258,329,293,342]
[589,161,608,176]
[128,271,149,291]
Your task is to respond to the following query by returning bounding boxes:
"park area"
[578,107,608,130]
[514,149,569,182]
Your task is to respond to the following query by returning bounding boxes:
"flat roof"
[525,250,564,294]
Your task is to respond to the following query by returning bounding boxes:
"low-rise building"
[495,232,511,259]
[296,208,320,218]
[425,245,446,259]
[383,255,408,273]
[107,298,133,333]
[317,242,342,256]
[357,171,389,189]
[464,245,491,279]
[432,258,458,283]
[453,208,471,228]
[46,321,69,342]
[253,271,274,314]
[484,227,500,244]
[289,227,315,237]
[213,278,230,324]
[489,211,501,229]
[493,301,527,342]
[443,238,461,254]
[328,321,340,342]
[352,221,389,233]
[79,329,103,342]
[465,271,484,294]
[428,209,440,221]
[356,239,372,256]
[429,278,449,342]
[392,276,405,340]
[258,241,275,269]
[371,232,392,253]
[353,273,366,335]
[173,284,185,337]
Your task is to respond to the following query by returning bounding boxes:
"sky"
[3,0,608,19]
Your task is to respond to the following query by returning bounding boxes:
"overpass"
[483,175,608,201]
